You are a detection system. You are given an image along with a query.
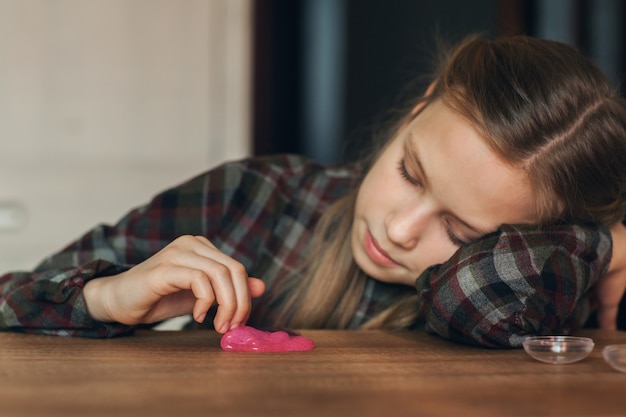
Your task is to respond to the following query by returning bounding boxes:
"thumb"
[248,277,266,298]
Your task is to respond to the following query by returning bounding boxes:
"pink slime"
[220,326,315,352]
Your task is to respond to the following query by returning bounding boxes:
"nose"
[385,202,434,249]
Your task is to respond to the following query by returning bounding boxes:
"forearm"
[417,223,611,348]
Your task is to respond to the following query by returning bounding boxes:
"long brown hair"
[265,35,626,330]
[433,35,626,226]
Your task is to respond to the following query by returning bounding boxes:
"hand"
[83,235,265,333]
[595,222,626,330]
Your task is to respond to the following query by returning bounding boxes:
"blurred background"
[254,0,625,162]
[0,0,624,271]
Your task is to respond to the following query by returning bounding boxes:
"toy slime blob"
[220,326,315,352]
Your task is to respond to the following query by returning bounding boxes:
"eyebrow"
[404,136,492,238]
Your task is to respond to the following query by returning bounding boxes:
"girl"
[2,35,626,347]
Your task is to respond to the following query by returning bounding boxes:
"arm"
[594,221,626,329]
[0,162,258,336]
[415,223,612,348]
[83,235,265,333]
[1,155,351,337]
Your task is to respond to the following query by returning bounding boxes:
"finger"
[163,235,253,332]
[226,277,265,329]
[230,278,266,327]
[248,278,266,298]
[185,238,254,331]
[188,261,239,332]
[191,235,219,250]
[215,261,252,331]
[166,268,217,323]
[184,256,246,333]
[121,263,213,325]
[145,290,198,324]
[146,259,221,324]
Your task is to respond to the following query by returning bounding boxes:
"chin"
[358,261,414,286]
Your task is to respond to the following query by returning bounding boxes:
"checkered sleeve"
[0,154,358,337]
[0,162,226,337]
[416,223,612,348]
[0,260,135,337]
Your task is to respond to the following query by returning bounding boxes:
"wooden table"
[0,329,624,417]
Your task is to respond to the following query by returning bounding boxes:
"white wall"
[0,0,252,271]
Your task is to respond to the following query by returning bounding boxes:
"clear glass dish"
[522,336,594,364]
[602,344,626,373]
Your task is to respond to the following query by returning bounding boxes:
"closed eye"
[398,158,465,246]
[397,159,422,187]
[445,226,466,247]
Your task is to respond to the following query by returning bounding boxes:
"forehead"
[406,100,537,231]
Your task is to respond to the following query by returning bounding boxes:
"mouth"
[364,229,400,268]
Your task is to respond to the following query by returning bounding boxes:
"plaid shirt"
[0,154,612,347]
[418,223,611,347]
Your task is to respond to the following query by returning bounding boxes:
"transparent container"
[602,345,626,373]
[522,336,594,364]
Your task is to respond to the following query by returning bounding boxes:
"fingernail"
[220,321,231,333]
[196,312,207,323]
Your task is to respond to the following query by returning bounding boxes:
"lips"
[364,229,399,268]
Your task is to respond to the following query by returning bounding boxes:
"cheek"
[357,167,394,209]
[413,233,460,271]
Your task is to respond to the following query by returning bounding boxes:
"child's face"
[351,100,536,286]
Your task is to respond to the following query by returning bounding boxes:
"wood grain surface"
[0,329,624,417]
